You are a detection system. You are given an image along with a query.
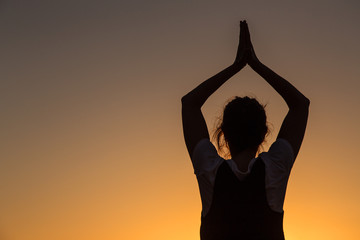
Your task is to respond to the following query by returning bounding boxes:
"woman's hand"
[243,21,260,66]
[233,21,248,67]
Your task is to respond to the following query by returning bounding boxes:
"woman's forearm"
[181,64,243,108]
[250,61,310,108]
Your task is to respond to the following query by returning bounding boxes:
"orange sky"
[1,1,360,239]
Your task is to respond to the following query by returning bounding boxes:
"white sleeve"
[191,138,224,175]
[260,138,295,213]
[262,138,295,173]
[191,138,224,216]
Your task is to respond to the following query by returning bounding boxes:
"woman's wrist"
[248,58,262,69]
[231,61,246,71]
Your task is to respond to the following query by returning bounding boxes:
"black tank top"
[200,159,285,240]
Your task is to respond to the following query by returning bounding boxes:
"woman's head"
[214,96,268,157]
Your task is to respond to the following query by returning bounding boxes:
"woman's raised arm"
[245,22,310,159]
[181,21,248,158]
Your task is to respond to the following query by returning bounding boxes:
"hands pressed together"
[182,19,310,160]
[234,20,259,68]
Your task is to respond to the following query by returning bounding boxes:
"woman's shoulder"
[192,138,225,175]
[259,138,295,172]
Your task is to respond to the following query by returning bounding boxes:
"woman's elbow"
[303,97,310,108]
[181,95,190,106]
[181,93,198,107]
[288,96,310,110]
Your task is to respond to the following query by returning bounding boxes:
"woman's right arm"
[245,22,310,159]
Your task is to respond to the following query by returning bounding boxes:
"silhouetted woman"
[181,21,309,240]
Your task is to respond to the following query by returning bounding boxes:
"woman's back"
[200,159,284,240]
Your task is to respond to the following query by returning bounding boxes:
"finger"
[244,21,250,43]
[240,21,245,46]
[244,22,254,50]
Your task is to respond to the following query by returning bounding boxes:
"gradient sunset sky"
[1,1,360,239]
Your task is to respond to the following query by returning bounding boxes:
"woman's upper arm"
[277,102,310,160]
[261,138,295,212]
[181,99,210,159]
[192,138,223,175]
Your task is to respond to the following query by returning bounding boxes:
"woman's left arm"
[182,65,242,158]
[182,21,248,159]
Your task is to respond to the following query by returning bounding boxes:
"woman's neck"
[231,147,258,172]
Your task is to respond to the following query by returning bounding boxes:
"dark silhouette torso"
[200,159,285,240]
